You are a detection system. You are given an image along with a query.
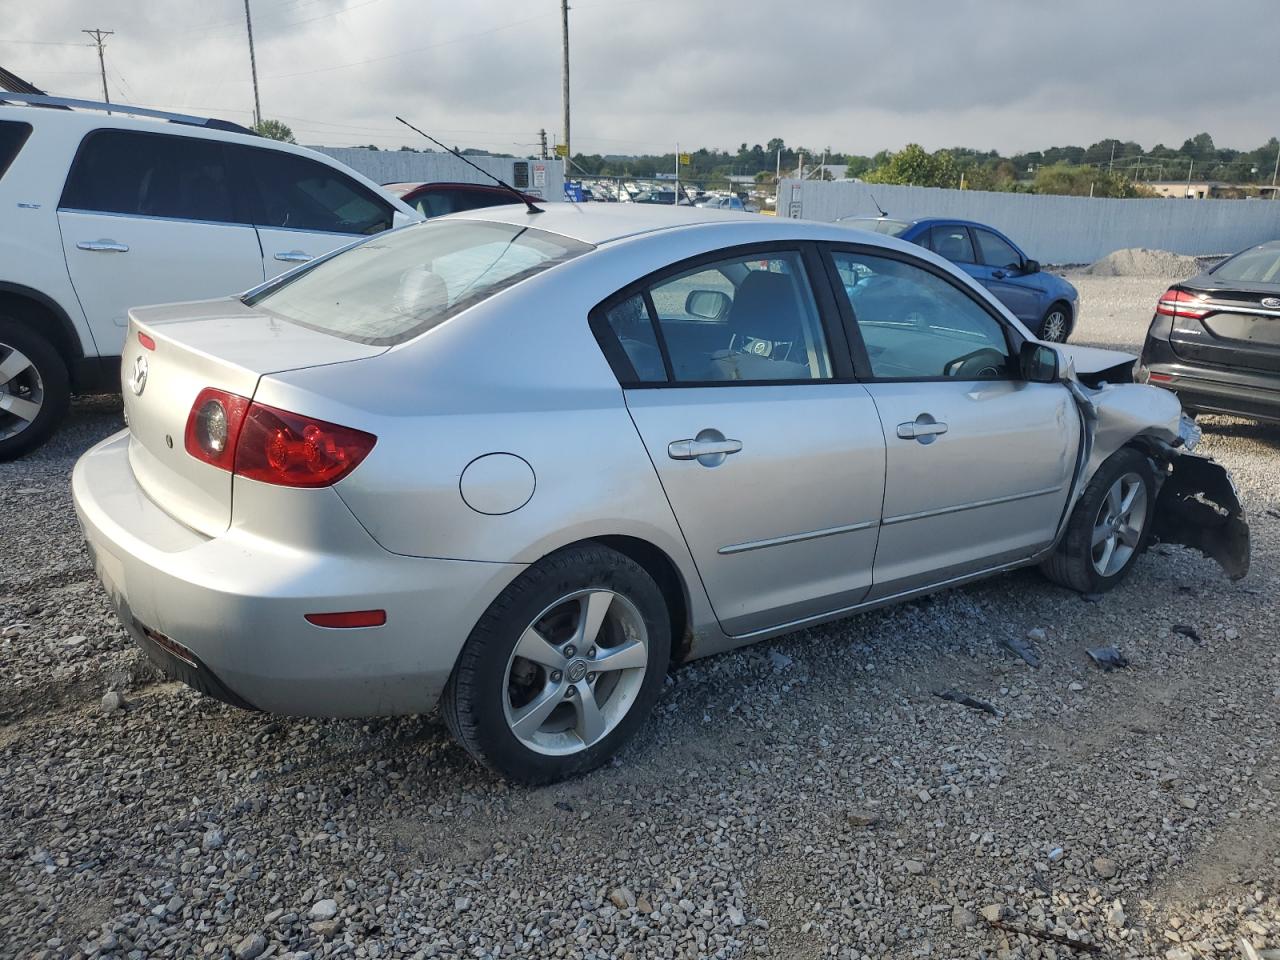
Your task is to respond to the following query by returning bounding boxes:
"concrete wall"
[777,179,1280,264]
[312,147,565,202]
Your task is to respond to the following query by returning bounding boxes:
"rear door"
[595,245,887,637]
[57,129,265,357]
[233,145,397,278]
[825,245,1078,599]
[972,227,1042,324]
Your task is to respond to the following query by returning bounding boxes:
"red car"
[383,181,541,218]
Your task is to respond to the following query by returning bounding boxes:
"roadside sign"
[678,153,691,166]
[533,163,546,188]
[554,143,569,158]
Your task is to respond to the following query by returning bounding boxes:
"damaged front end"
[1056,345,1250,580]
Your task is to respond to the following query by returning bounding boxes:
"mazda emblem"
[128,354,149,396]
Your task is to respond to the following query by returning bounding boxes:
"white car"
[0,94,418,459]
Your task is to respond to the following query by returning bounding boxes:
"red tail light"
[305,610,387,628]
[184,391,376,487]
[1156,288,1210,319]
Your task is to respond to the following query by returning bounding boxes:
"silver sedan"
[72,205,1249,783]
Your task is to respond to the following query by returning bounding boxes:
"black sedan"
[1139,240,1280,424]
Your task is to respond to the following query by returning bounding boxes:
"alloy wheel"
[1041,310,1068,342]
[1091,471,1147,577]
[0,342,44,442]
[502,588,649,756]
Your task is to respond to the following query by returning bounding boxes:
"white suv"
[0,95,418,459]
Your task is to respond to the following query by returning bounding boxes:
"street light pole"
[561,0,571,163]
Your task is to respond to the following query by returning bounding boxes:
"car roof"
[913,218,1004,232]
[446,203,775,245]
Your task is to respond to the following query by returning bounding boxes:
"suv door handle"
[274,250,312,263]
[77,239,129,253]
[668,429,742,466]
[991,269,1006,279]
[897,416,948,444]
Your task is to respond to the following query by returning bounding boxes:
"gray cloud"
[6,0,1277,156]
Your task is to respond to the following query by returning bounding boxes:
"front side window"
[248,219,591,345]
[927,225,976,264]
[60,129,237,223]
[0,120,33,181]
[238,146,392,234]
[599,251,833,384]
[832,251,1011,380]
[974,229,1023,270]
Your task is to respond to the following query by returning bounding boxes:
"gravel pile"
[1081,248,1204,280]
[2,281,1278,959]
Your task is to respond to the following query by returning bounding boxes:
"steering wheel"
[944,347,1007,379]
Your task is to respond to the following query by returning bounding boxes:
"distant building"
[1144,180,1274,200]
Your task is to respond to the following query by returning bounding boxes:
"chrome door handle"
[668,429,742,466]
[77,239,129,253]
[274,250,312,263]
[897,416,948,444]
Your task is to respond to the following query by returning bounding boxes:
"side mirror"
[685,289,732,321]
[1020,341,1059,383]
[1022,259,1040,274]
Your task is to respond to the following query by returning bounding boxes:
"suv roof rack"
[0,93,257,135]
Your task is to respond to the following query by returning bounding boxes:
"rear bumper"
[72,431,523,717]
[1139,339,1280,424]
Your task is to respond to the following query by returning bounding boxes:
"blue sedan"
[839,217,1078,342]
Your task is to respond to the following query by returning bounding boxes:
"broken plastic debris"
[933,689,1004,717]
[1087,646,1129,670]
[1003,634,1042,668]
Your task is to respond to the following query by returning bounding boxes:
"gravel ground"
[2,273,1278,960]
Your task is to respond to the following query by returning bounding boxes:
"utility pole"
[560,0,570,162]
[1272,139,1279,198]
[243,0,262,128]
[81,29,112,107]
[1108,140,1116,174]
[539,128,548,160]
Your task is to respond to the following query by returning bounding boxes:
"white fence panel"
[778,179,1280,264]
[312,147,565,202]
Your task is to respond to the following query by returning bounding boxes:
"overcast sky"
[6,0,1277,158]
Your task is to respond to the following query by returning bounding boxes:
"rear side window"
[928,225,976,264]
[237,146,393,235]
[0,121,32,181]
[60,129,239,223]
[1212,244,1280,283]
[248,219,592,345]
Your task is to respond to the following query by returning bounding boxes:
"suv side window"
[927,225,976,264]
[974,228,1023,270]
[593,250,834,384]
[237,146,393,235]
[831,250,1012,380]
[60,129,239,223]
[0,121,33,181]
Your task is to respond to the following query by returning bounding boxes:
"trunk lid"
[123,297,386,536]
[1168,281,1280,374]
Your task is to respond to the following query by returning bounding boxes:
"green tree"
[865,144,959,188]
[252,119,295,143]
[1032,163,1152,198]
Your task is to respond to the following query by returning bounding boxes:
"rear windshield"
[838,217,911,236]
[0,120,33,181]
[247,219,593,345]
[1212,244,1280,284]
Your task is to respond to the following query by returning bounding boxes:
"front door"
[827,246,1078,599]
[231,144,396,279]
[599,248,887,637]
[57,129,264,357]
[971,227,1043,325]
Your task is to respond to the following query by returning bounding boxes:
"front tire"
[1040,447,1156,593]
[441,544,671,784]
[1039,302,1072,343]
[0,320,70,462]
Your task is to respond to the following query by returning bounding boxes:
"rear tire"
[1039,302,1072,343]
[1040,447,1156,593]
[0,319,70,462]
[441,544,671,784]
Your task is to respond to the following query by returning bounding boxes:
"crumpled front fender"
[1150,453,1251,580]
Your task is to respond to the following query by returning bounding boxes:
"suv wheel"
[1040,447,1156,593]
[442,544,671,784]
[0,320,70,461]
